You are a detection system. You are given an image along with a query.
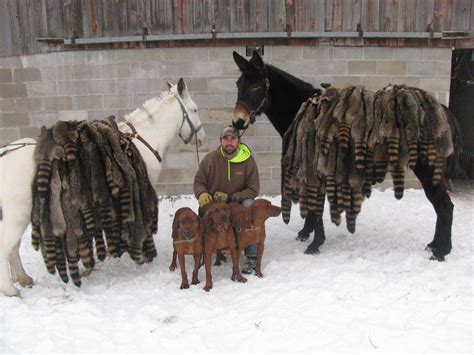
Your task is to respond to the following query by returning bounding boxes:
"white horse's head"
[167,78,205,147]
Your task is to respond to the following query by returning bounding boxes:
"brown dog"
[200,202,246,291]
[228,199,281,278]
[169,207,203,289]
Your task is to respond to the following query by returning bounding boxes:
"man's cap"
[220,125,240,138]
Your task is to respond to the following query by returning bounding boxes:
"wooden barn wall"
[1,0,473,57]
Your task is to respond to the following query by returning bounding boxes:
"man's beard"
[224,145,236,155]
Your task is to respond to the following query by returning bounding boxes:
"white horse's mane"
[125,91,176,126]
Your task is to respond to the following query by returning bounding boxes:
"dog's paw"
[180,283,190,289]
[191,279,200,285]
[255,271,264,278]
[203,283,212,292]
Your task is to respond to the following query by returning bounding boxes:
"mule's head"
[232,51,269,130]
[168,78,206,147]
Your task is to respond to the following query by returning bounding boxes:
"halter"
[237,78,270,127]
[175,97,203,145]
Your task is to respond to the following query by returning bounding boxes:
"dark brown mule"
[232,50,462,261]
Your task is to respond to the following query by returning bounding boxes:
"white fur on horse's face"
[170,79,206,147]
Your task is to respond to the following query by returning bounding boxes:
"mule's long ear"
[177,78,187,98]
[250,50,265,74]
[166,80,174,90]
[233,51,251,73]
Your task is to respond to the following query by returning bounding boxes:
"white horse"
[0,78,205,296]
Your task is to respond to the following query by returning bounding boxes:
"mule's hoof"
[430,254,445,262]
[296,233,310,242]
[304,246,320,255]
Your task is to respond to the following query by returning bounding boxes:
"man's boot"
[241,256,256,274]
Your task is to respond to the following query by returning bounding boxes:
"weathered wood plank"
[379,0,399,32]
[193,0,212,33]
[174,0,192,34]
[230,0,251,32]
[415,0,435,32]
[452,0,471,30]
[251,0,268,32]
[324,0,335,31]
[433,0,453,31]
[343,0,361,31]
[268,0,286,32]
[63,0,84,38]
[397,0,417,32]
[213,0,231,33]
[362,0,379,32]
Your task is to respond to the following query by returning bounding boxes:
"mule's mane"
[266,64,315,94]
[125,91,176,126]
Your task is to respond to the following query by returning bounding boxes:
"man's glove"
[198,192,212,207]
[213,191,235,203]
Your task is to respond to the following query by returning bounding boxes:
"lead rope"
[195,130,200,165]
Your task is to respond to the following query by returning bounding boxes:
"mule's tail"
[443,105,464,180]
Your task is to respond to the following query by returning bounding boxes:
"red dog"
[228,199,281,278]
[200,202,246,291]
[169,207,202,289]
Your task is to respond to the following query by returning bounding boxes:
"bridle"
[236,78,269,138]
[175,96,203,145]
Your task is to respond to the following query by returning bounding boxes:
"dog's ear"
[172,210,181,240]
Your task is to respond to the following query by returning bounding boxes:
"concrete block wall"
[0,46,453,195]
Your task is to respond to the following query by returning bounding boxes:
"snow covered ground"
[1,186,472,353]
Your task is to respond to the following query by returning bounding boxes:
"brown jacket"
[194,143,259,202]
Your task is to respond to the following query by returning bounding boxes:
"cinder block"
[153,183,168,196]
[87,110,118,120]
[270,137,282,152]
[258,167,272,181]
[331,76,362,87]
[194,62,226,76]
[422,48,452,61]
[29,111,59,127]
[180,77,207,92]
[0,56,22,68]
[406,61,436,76]
[0,98,16,112]
[15,97,43,112]
[207,108,234,123]
[87,80,117,95]
[0,69,12,83]
[1,113,30,127]
[271,167,281,180]
[393,48,423,61]
[58,111,88,122]
[242,136,271,152]
[223,62,242,76]
[157,61,193,77]
[132,93,160,107]
[19,126,41,139]
[255,122,279,136]
[177,47,209,61]
[13,68,41,82]
[202,122,224,137]
[0,83,27,98]
[209,47,243,62]
[254,152,281,166]
[73,95,103,110]
[420,78,450,92]
[58,81,88,96]
[101,64,132,79]
[193,93,225,109]
[348,61,377,75]
[44,97,73,111]
[334,47,363,59]
[273,46,303,60]
[284,60,318,76]
[55,52,86,66]
[303,46,334,60]
[364,47,394,60]
[117,78,164,94]
[73,65,101,80]
[103,94,133,109]
[41,66,72,81]
[115,49,151,64]
[149,48,178,61]
[316,60,347,75]
[162,152,200,169]
[436,62,451,76]
[259,181,281,196]
[392,76,420,87]
[158,168,197,183]
[300,75,333,88]
[224,92,238,108]
[361,76,392,90]
[208,77,238,92]
[377,61,406,75]
[0,127,20,144]
[27,82,57,97]
[85,50,116,65]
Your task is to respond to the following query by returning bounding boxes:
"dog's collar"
[173,234,199,244]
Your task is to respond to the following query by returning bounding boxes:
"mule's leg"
[414,164,453,261]
[304,216,326,255]
[10,239,33,287]
[296,213,315,241]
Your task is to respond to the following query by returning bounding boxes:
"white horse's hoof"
[0,285,20,297]
[17,275,34,288]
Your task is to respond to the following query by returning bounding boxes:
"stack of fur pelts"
[281,84,453,234]
[31,117,158,286]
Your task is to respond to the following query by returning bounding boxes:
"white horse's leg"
[10,239,33,287]
[0,208,31,296]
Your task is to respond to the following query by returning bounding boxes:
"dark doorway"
[449,48,474,178]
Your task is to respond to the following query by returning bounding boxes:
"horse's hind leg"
[10,239,33,287]
[414,164,453,261]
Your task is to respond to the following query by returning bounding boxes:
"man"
[194,125,260,274]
